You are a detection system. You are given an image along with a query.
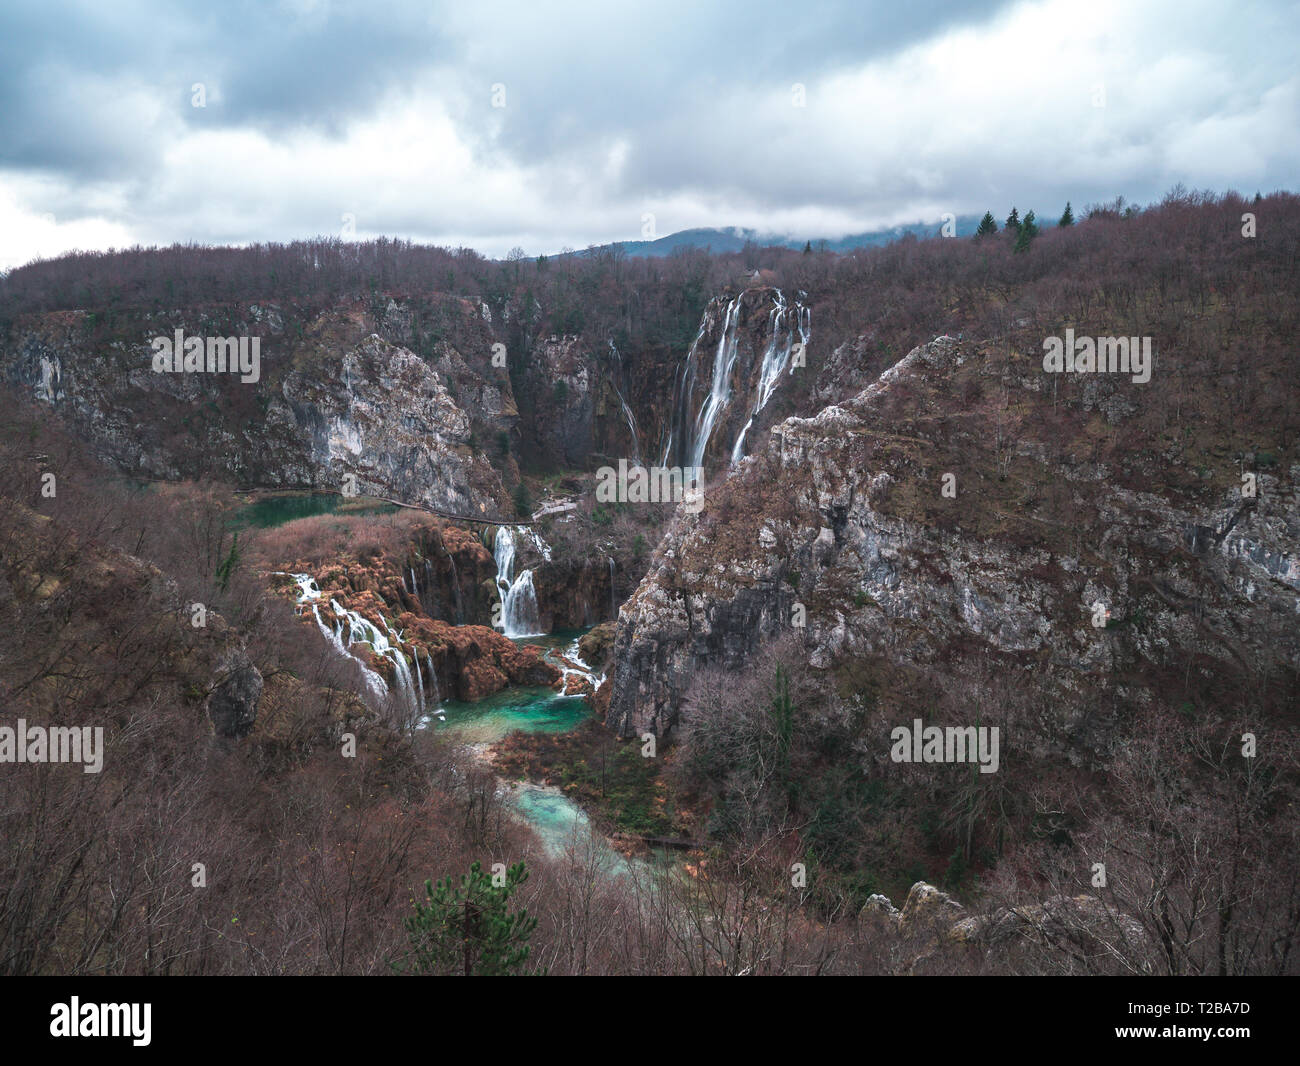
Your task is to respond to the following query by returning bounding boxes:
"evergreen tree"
[401,861,539,976]
[1058,201,1074,227]
[513,481,532,517]
[215,532,240,592]
[974,212,998,239]
[1004,207,1021,235]
[802,240,812,255]
[1014,210,1039,253]
[772,665,793,771]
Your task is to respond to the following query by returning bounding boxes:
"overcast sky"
[1,0,1296,269]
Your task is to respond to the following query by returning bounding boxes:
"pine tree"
[1014,210,1039,253]
[1004,207,1021,235]
[401,861,539,976]
[513,481,532,518]
[974,212,998,239]
[802,240,812,255]
[216,532,240,592]
[1058,201,1074,227]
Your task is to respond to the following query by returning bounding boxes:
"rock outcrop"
[2,301,511,516]
[206,649,264,739]
[282,334,502,515]
[860,882,1147,974]
[606,335,1300,740]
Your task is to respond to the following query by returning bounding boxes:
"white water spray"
[494,527,544,637]
[291,573,427,721]
[730,291,810,465]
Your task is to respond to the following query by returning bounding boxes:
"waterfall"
[441,537,464,624]
[687,296,744,471]
[660,320,706,466]
[663,290,812,473]
[494,526,543,637]
[413,647,425,717]
[730,292,810,465]
[609,557,616,618]
[494,526,516,589]
[607,339,641,463]
[546,635,604,692]
[414,649,444,728]
[330,597,419,717]
[503,570,541,637]
[290,573,420,720]
[425,649,442,708]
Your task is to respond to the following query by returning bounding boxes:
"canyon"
[3,192,1298,975]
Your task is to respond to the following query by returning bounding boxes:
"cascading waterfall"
[504,572,541,637]
[494,525,515,588]
[291,573,425,720]
[609,556,616,618]
[659,319,706,466]
[730,291,810,465]
[294,574,388,702]
[494,526,543,638]
[424,649,441,709]
[663,290,810,473]
[687,296,744,471]
[332,597,419,716]
[547,635,603,691]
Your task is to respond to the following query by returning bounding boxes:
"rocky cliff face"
[1,301,512,515]
[282,333,502,514]
[606,335,1300,740]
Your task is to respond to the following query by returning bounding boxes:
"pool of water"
[433,685,591,745]
[236,492,398,528]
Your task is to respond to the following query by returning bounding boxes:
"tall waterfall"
[687,295,744,471]
[730,291,811,465]
[494,527,543,637]
[662,289,809,475]
[608,339,641,463]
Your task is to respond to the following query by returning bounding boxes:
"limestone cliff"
[606,336,1300,740]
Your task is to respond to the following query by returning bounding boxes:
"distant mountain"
[566,216,988,258]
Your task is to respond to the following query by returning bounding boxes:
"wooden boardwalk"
[326,488,535,527]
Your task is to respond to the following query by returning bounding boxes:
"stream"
[433,631,640,869]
